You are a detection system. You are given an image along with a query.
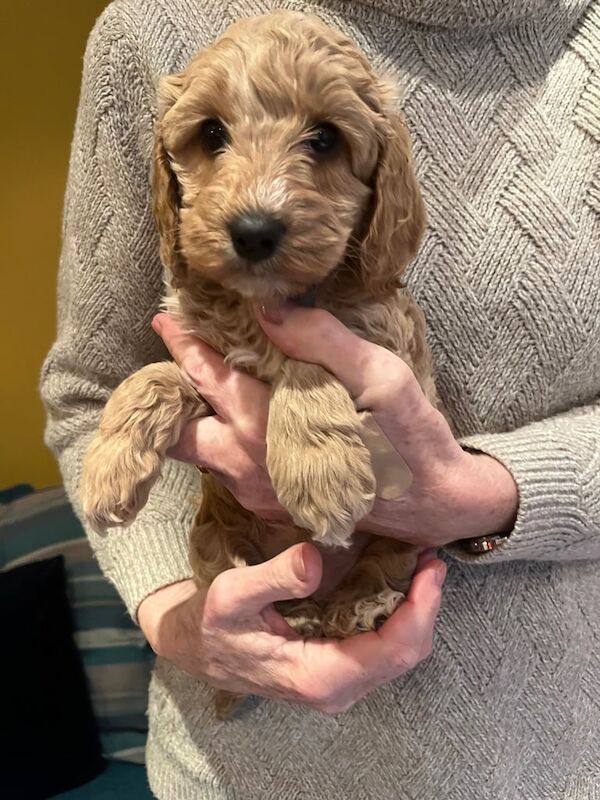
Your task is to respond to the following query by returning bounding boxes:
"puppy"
[82,11,441,717]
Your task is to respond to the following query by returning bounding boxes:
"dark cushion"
[53,762,154,799]
[0,556,105,799]
[0,487,153,763]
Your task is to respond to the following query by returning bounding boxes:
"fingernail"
[293,547,307,582]
[434,563,447,587]
[256,301,294,325]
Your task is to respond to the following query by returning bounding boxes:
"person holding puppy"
[42,0,600,798]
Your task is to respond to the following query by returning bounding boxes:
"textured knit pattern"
[40,0,600,797]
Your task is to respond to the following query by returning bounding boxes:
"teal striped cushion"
[0,486,153,764]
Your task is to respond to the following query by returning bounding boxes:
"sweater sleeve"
[40,8,196,619]
[444,398,600,564]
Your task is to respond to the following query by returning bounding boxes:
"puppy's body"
[82,11,441,715]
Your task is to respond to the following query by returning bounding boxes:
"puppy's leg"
[267,360,376,548]
[82,362,207,533]
[322,539,418,638]
[189,486,264,588]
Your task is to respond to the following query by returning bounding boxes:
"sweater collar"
[327,0,554,29]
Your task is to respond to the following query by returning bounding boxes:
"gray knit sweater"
[41,0,600,797]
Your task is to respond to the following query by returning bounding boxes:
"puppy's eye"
[307,123,340,156]
[199,118,230,154]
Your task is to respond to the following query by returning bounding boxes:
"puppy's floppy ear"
[359,111,426,294]
[152,73,187,288]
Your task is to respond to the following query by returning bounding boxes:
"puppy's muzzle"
[228,211,286,262]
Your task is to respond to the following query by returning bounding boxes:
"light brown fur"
[81,11,440,717]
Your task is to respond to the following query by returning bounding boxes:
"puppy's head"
[153,11,425,300]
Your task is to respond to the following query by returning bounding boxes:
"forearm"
[138,578,197,653]
[41,288,198,619]
[40,6,196,618]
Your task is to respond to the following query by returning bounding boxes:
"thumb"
[206,542,323,622]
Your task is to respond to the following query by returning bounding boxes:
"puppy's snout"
[228,212,286,262]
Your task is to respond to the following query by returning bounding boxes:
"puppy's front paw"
[80,361,204,534]
[268,431,375,547]
[267,361,375,547]
[81,435,161,534]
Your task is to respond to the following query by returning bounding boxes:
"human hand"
[153,306,518,547]
[257,304,519,547]
[137,542,446,714]
[152,313,285,520]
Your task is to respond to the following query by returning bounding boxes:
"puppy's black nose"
[228,212,285,262]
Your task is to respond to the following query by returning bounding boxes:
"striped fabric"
[0,486,153,764]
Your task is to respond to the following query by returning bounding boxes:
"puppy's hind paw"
[322,587,406,639]
[275,597,324,638]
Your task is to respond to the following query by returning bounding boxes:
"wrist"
[458,451,519,539]
[138,579,197,654]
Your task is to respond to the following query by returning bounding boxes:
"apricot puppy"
[82,10,440,717]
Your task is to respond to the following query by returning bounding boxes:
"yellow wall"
[0,1,108,489]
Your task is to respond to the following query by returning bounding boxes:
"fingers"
[153,314,229,411]
[378,555,446,664]
[205,543,323,624]
[415,547,440,570]
[256,305,423,413]
[292,555,446,712]
[168,414,280,513]
[153,314,269,422]
[202,546,444,713]
[167,415,235,465]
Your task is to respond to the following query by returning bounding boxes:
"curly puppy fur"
[81,11,441,717]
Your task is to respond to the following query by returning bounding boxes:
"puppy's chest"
[165,287,430,385]
[164,290,284,381]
